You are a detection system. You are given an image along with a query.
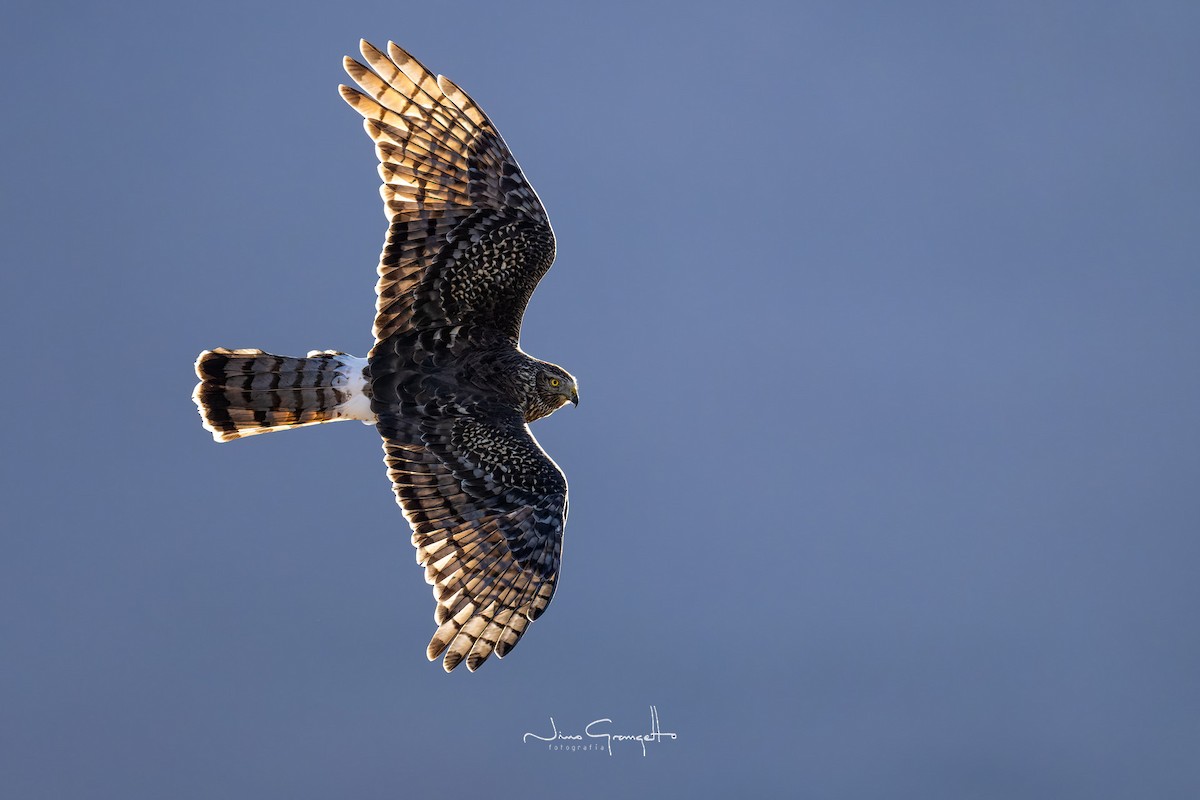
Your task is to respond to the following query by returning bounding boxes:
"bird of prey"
[192,40,577,672]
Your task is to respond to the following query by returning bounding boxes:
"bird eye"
[549,378,561,387]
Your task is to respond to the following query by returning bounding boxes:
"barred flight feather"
[193,348,375,441]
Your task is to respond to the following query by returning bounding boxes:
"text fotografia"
[522,706,677,756]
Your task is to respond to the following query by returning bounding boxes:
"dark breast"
[369,326,531,421]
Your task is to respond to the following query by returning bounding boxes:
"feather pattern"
[193,348,374,441]
[381,412,565,671]
[340,39,555,347]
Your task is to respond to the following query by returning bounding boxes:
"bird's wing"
[380,411,567,671]
[340,40,556,348]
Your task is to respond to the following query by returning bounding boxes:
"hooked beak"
[569,387,579,408]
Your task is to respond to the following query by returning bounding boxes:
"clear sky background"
[3,1,1198,796]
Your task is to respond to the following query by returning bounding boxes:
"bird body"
[371,327,576,424]
[193,40,577,672]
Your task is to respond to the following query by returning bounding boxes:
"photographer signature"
[523,705,677,756]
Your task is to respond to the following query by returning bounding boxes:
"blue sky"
[3,1,1199,796]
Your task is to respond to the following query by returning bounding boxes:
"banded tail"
[193,348,376,442]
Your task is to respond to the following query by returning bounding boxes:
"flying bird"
[192,40,577,672]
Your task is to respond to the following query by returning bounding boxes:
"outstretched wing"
[340,40,556,348]
[381,412,567,672]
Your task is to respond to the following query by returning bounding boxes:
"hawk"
[192,40,578,672]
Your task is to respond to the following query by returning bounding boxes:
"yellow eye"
[549,378,561,387]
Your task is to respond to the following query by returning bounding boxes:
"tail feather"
[193,347,375,442]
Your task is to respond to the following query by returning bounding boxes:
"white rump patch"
[332,355,377,424]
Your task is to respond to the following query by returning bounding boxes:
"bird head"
[529,363,578,421]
